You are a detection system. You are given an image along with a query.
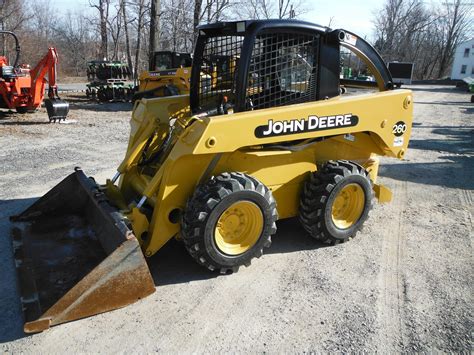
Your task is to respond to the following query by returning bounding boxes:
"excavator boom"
[30,48,69,122]
[0,31,69,121]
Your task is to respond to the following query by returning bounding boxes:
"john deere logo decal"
[150,70,177,77]
[255,114,359,138]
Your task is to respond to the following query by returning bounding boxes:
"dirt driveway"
[0,87,472,352]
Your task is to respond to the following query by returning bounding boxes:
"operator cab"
[190,20,393,117]
[152,51,192,71]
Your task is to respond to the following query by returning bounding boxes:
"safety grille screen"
[198,35,244,112]
[246,33,318,110]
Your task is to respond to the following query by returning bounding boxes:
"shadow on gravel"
[150,218,329,287]
[409,86,465,94]
[380,155,474,190]
[414,101,473,105]
[0,201,330,340]
[0,112,50,125]
[409,127,474,155]
[0,198,37,344]
[382,124,474,189]
[0,111,16,120]
[413,124,474,129]
[148,239,219,287]
[58,93,133,113]
[462,107,474,114]
[0,121,51,126]
[64,94,89,100]
[70,101,133,113]
[266,218,330,254]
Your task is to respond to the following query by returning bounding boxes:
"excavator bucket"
[10,169,155,333]
[44,98,69,122]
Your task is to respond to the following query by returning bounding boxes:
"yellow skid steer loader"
[135,51,193,100]
[11,20,413,333]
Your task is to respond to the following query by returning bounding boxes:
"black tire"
[97,88,107,102]
[299,160,373,244]
[182,172,278,274]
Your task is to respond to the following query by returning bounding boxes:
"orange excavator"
[0,31,69,121]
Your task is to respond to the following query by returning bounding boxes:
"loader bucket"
[44,98,69,122]
[10,169,155,333]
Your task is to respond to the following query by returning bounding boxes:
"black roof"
[197,19,330,36]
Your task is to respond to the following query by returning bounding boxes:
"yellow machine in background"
[11,20,413,333]
[136,51,192,99]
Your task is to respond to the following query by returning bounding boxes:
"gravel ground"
[0,86,472,352]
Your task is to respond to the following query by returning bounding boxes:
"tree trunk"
[194,0,202,47]
[121,0,133,78]
[436,0,460,78]
[98,0,108,60]
[134,0,145,80]
[149,0,160,71]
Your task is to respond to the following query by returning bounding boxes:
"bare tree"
[149,0,160,69]
[160,0,193,52]
[202,0,232,22]
[120,0,134,74]
[0,0,313,79]
[131,0,148,79]
[108,3,123,60]
[436,0,473,77]
[194,0,202,45]
[0,0,29,32]
[241,0,305,20]
[243,0,273,19]
[373,0,473,79]
[373,0,434,59]
[89,0,111,60]
[0,0,32,60]
[52,10,96,75]
[15,0,63,67]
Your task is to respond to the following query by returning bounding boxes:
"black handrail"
[0,30,21,67]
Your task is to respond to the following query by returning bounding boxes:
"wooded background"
[0,0,471,80]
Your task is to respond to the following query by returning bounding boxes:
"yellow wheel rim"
[214,201,264,255]
[331,183,365,229]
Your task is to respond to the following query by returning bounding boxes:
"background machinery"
[86,60,134,102]
[11,20,413,333]
[0,31,69,122]
[387,61,414,87]
[461,77,474,102]
[135,51,192,100]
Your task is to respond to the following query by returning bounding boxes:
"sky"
[53,0,419,40]
[300,0,383,38]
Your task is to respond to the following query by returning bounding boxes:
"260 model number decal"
[392,121,407,137]
[255,114,359,138]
